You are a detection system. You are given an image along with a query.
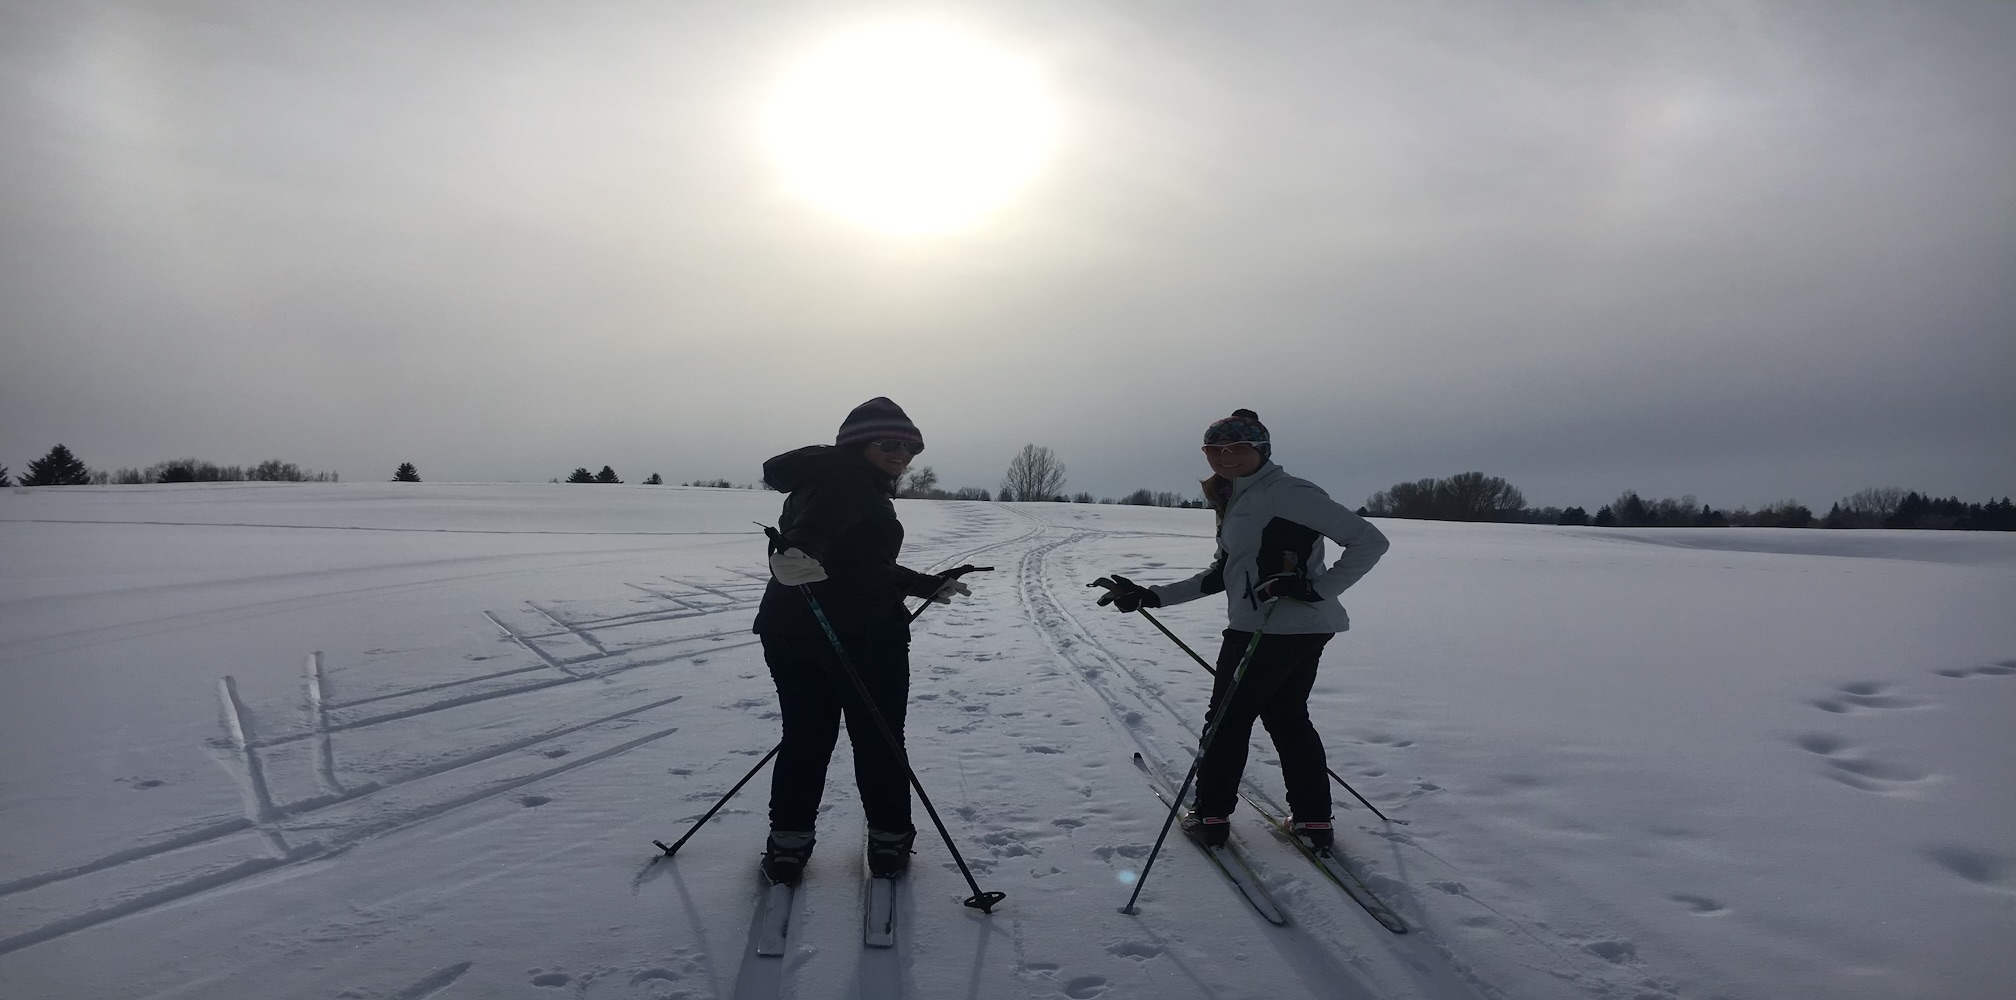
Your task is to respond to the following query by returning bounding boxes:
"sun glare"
[763,23,1057,236]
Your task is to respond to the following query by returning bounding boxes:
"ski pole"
[1121,601,1277,916]
[1093,580,1402,825]
[799,585,1007,913]
[653,743,780,857]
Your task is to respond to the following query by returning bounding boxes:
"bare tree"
[999,444,1066,502]
[899,465,940,498]
[1842,487,1906,527]
[1366,478,1443,518]
[1369,472,1529,521]
[1442,471,1527,521]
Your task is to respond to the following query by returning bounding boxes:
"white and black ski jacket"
[1148,462,1389,634]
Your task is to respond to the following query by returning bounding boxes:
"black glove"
[1091,575,1160,612]
[1254,572,1323,604]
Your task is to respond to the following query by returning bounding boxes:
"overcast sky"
[4,0,2011,510]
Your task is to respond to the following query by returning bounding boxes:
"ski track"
[0,570,764,959]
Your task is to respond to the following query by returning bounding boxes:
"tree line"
[1364,472,2015,532]
[24,443,1993,531]
[4,444,339,486]
[896,445,1204,507]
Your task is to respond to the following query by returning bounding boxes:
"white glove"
[929,579,972,604]
[769,548,828,586]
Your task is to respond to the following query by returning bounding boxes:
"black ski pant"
[762,627,914,835]
[1193,630,1334,822]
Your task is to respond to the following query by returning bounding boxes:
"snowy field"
[2,483,2011,1000]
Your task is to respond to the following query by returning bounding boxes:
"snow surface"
[2,483,2012,1000]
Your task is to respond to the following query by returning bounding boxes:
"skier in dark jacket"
[1095,409,1388,850]
[752,397,969,884]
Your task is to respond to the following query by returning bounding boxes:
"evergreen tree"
[644,473,663,485]
[1558,506,1590,525]
[1614,491,1651,527]
[1694,505,1729,527]
[1593,505,1617,527]
[594,465,622,484]
[1886,492,1931,528]
[393,463,421,482]
[23,444,92,486]
[566,467,595,483]
[0,465,10,487]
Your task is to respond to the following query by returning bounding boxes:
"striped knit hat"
[1203,408,1270,455]
[835,397,923,448]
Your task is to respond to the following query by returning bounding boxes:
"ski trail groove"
[0,725,686,957]
[385,961,474,1000]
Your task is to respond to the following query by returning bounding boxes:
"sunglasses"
[871,439,925,456]
[1201,442,1259,455]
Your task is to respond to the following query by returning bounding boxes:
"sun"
[762,23,1057,236]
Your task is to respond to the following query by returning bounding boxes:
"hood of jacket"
[762,444,896,494]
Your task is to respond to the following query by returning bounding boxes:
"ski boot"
[761,830,815,885]
[1287,818,1334,851]
[1180,812,1231,848]
[867,828,916,878]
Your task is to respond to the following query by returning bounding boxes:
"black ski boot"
[761,830,815,885]
[866,828,916,878]
[1288,818,1334,851]
[1181,811,1231,848]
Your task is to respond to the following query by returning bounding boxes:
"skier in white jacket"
[1094,409,1389,849]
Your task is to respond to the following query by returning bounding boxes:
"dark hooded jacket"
[753,445,941,639]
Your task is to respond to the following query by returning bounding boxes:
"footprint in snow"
[629,967,683,986]
[1926,845,2014,890]
[1667,893,1728,915]
[1810,681,1923,714]
[1934,660,2016,679]
[1062,975,1111,998]
[982,830,1035,858]
[528,969,571,987]
[1581,939,1638,964]
[1793,730,1933,792]
[1361,732,1415,748]
[1106,941,1162,960]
